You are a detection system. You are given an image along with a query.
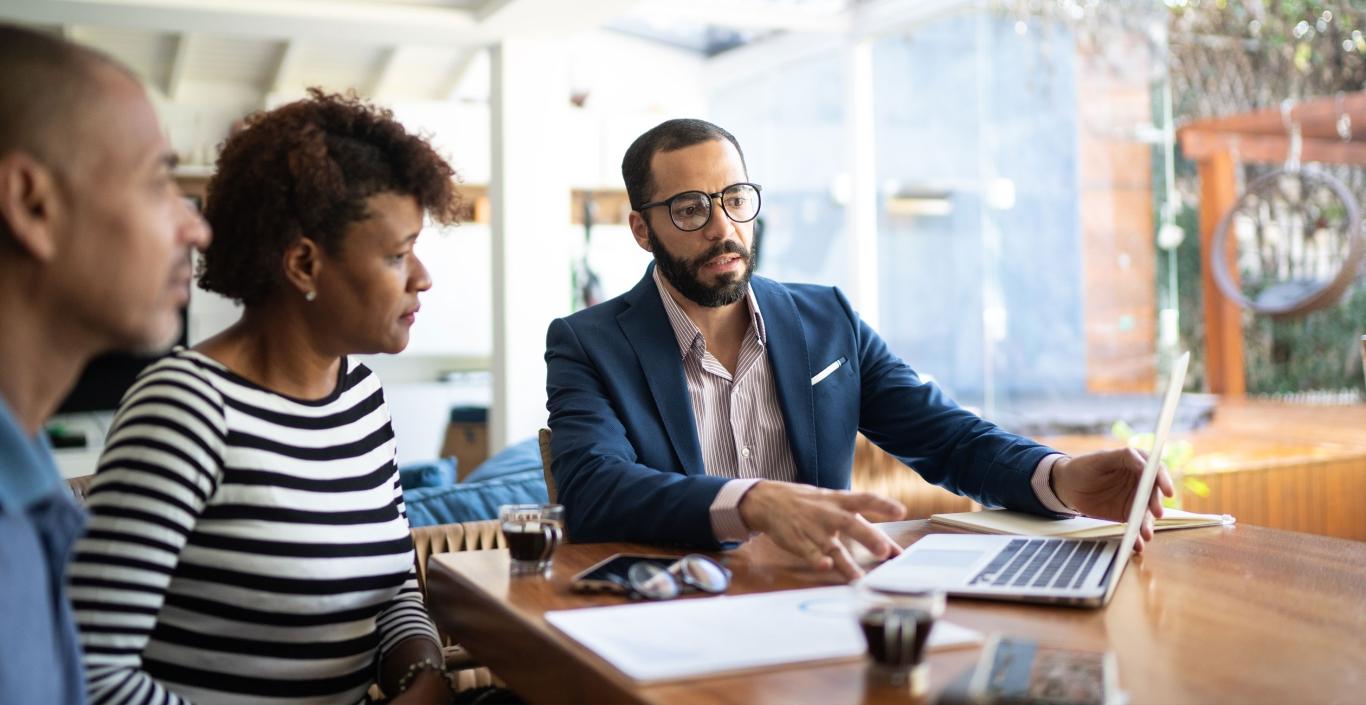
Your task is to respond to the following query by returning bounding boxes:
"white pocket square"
[811,357,847,385]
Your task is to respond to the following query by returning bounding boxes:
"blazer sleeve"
[545,317,731,547]
[836,289,1064,517]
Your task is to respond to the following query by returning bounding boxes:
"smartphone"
[569,553,676,594]
[965,635,1124,705]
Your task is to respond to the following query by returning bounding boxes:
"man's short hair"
[0,24,118,164]
[0,24,121,245]
[621,118,747,211]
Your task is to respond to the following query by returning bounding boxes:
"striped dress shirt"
[653,270,794,541]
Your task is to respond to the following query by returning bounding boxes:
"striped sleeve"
[372,399,440,678]
[70,358,226,705]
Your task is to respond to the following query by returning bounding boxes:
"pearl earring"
[305,290,317,302]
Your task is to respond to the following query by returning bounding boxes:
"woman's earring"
[305,290,317,302]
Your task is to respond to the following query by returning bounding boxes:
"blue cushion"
[404,468,548,527]
[398,457,457,491]
[462,438,543,484]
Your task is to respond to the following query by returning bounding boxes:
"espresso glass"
[499,504,564,576]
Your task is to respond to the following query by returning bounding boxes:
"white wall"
[161,28,709,461]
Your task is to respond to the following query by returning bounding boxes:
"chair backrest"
[537,427,556,504]
[409,519,506,599]
[67,475,95,505]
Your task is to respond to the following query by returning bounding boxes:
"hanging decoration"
[1209,100,1365,317]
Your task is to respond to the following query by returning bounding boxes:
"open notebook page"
[929,508,1235,539]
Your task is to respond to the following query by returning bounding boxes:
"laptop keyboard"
[969,539,1105,591]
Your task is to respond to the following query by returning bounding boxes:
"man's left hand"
[1050,448,1174,552]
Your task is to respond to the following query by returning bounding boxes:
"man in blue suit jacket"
[546,119,1172,580]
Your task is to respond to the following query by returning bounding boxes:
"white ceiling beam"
[366,46,401,99]
[264,39,297,96]
[164,32,191,100]
[439,46,485,101]
[0,0,483,48]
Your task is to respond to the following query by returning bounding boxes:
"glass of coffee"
[499,504,564,576]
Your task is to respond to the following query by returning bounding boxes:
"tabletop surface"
[426,521,1366,705]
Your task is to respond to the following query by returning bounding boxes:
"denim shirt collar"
[0,392,61,511]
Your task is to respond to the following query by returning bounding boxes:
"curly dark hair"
[199,89,460,305]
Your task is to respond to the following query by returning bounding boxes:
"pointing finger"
[827,540,864,582]
[836,492,906,523]
[840,512,900,561]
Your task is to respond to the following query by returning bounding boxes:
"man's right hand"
[738,481,907,581]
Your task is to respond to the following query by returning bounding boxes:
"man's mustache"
[690,240,750,269]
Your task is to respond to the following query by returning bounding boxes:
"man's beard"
[647,225,757,308]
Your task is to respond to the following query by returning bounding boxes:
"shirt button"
[741,447,752,459]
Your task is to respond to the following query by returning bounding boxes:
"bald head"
[0,25,129,171]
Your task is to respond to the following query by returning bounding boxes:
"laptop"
[862,351,1189,608]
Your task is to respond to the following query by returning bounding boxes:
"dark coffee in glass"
[499,504,564,575]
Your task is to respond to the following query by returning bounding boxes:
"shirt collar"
[0,392,61,510]
[652,266,767,359]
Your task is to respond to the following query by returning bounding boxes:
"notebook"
[930,507,1235,540]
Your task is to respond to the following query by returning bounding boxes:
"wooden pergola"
[1177,91,1366,396]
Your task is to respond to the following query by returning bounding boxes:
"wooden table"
[426,522,1366,704]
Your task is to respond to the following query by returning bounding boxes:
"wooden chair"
[537,428,556,504]
[409,520,506,691]
[66,473,95,503]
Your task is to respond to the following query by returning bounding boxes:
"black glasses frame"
[637,182,763,232]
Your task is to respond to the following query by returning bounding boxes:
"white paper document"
[544,585,980,683]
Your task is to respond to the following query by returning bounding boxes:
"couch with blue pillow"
[400,438,548,528]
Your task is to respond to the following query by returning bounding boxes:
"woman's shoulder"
[341,356,383,396]
[122,348,228,410]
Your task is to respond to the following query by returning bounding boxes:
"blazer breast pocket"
[810,356,848,386]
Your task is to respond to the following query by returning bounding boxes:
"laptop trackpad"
[863,547,988,592]
[902,549,985,568]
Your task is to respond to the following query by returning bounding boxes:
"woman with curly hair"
[70,90,463,705]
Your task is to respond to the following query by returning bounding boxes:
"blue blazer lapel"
[617,266,706,476]
[751,277,819,486]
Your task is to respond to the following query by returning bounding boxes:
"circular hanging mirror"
[1209,166,1365,317]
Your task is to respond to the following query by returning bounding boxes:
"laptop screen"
[1102,351,1189,603]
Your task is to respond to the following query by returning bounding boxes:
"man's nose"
[182,201,212,250]
[700,199,738,241]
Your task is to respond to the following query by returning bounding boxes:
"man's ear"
[281,237,323,299]
[0,152,62,262]
[628,211,652,253]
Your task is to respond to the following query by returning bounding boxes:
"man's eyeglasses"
[614,554,732,600]
[637,182,762,232]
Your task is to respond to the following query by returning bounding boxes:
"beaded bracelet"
[394,656,445,697]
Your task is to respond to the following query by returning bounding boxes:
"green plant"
[1110,420,1208,508]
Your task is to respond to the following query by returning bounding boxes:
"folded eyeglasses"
[613,554,732,600]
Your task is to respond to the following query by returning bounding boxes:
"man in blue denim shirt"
[0,26,210,703]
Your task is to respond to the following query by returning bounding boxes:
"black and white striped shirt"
[71,349,439,705]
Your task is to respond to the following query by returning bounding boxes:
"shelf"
[570,188,631,225]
